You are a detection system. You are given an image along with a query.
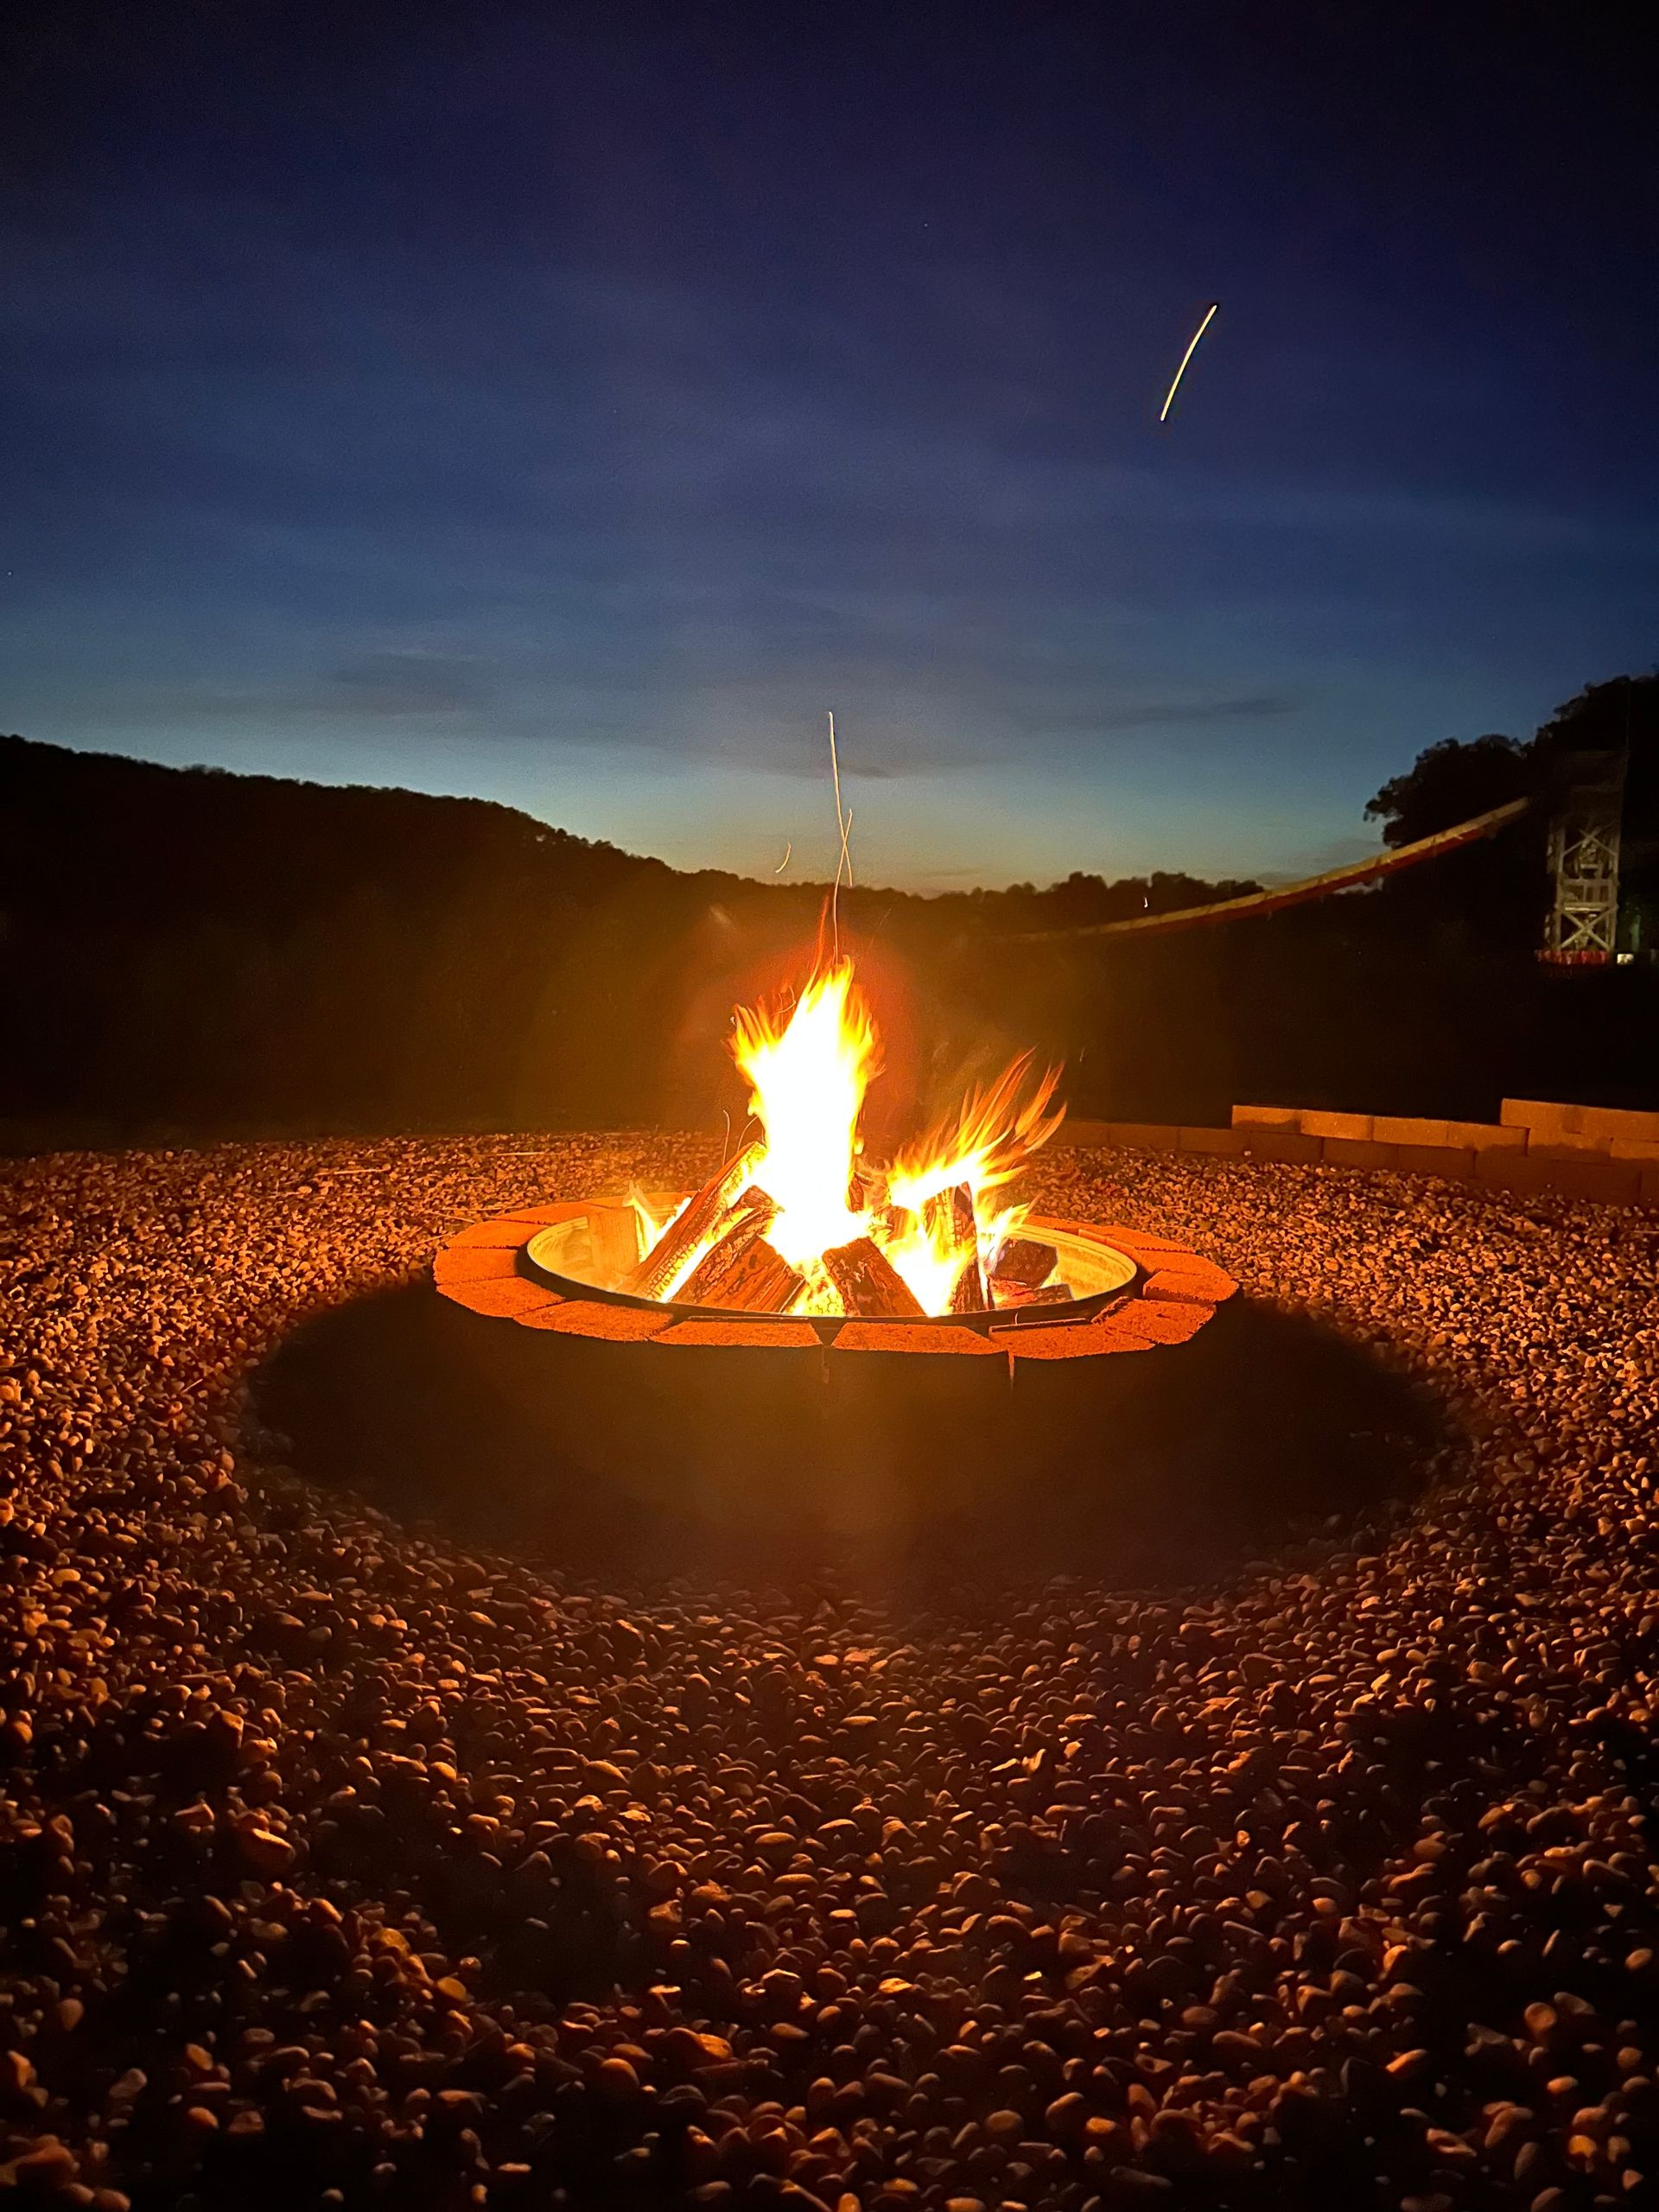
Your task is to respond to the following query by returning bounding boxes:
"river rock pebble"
[1,1133,1656,2210]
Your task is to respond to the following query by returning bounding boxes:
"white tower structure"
[1542,751,1625,963]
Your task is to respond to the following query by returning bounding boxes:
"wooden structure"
[1542,751,1625,963]
[1014,798,1530,942]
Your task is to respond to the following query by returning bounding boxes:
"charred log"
[677,1186,779,1305]
[925,1183,986,1313]
[702,1236,805,1314]
[822,1236,925,1319]
[921,1183,977,1247]
[991,1236,1057,1289]
[993,1280,1075,1310]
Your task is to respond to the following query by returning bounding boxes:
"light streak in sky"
[1158,302,1218,423]
[774,842,791,874]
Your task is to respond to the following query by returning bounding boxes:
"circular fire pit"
[417,1194,1240,1561]
[406,954,1258,1555]
[435,1194,1233,1361]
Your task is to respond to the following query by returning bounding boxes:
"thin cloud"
[1096,693,1296,731]
[331,651,490,715]
[1013,694,1298,735]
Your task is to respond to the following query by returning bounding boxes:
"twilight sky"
[3,3,1656,890]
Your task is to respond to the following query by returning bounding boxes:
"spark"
[1158,302,1218,423]
[775,841,791,874]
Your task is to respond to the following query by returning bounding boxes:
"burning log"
[627,1141,764,1302]
[700,1236,805,1314]
[922,1182,976,1245]
[822,1235,925,1319]
[924,1183,987,1313]
[849,1167,906,1246]
[677,1189,788,1307]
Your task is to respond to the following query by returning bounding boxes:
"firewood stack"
[626,1143,766,1303]
[821,1236,923,1318]
[677,1188,804,1313]
[625,1146,799,1313]
[623,1153,1076,1318]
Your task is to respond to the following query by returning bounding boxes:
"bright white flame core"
[731,963,879,1268]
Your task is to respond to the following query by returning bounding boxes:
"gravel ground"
[2,1134,1657,2212]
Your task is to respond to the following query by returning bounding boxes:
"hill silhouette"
[3,705,1657,1149]
[0,734,1258,1145]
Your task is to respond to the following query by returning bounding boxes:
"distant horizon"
[11,717,1382,898]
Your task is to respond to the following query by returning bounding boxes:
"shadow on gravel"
[252,1285,1448,1592]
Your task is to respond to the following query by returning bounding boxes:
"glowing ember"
[632,955,1066,1319]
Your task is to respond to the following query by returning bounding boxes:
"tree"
[1364,733,1531,849]
[1532,671,1656,774]
[1365,675,1659,855]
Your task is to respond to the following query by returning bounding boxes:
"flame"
[628,1187,682,1255]
[732,962,879,1268]
[880,1202,974,1316]
[710,955,1063,1318]
[889,1052,1065,1211]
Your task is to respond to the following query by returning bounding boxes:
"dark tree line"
[0,735,1268,1145]
[3,675,1656,1151]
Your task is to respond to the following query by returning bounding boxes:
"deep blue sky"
[4,3,1655,890]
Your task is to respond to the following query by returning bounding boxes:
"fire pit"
[424,954,1236,1548]
[435,1193,1230,1363]
[428,1190,1234,1560]
[438,951,1231,1357]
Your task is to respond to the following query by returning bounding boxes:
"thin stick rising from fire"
[827,710,854,959]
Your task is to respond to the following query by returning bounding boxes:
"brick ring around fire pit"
[415,1194,1247,1556]
[434,1196,1236,1362]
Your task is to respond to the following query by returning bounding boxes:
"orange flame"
[889,1051,1065,1211]
[722,955,1065,1317]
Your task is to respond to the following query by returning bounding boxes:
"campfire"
[614,957,1074,1320]
[435,942,1235,1368]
